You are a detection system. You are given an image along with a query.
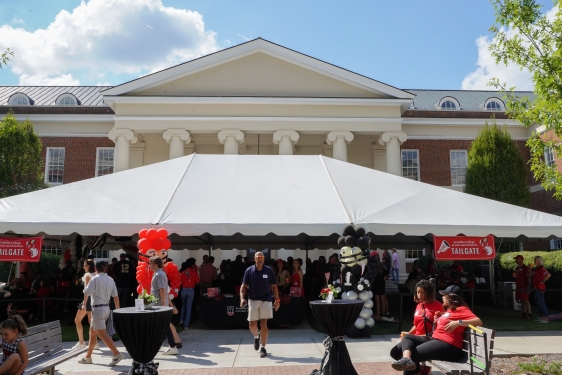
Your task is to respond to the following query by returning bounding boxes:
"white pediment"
[102,38,415,100]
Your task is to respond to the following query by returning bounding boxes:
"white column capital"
[326,131,354,145]
[272,130,300,145]
[218,129,245,145]
[378,131,407,146]
[108,128,138,144]
[163,129,191,144]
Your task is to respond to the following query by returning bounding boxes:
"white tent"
[0,154,561,238]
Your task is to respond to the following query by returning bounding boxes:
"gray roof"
[405,89,536,111]
[0,86,111,106]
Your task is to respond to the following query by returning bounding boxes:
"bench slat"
[432,360,486,375]
[26,335,62,354]
[26,349,87,375]
[25,321,59,337]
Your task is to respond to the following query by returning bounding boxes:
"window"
[551,238,562,250]
[401,150,420,181]
[45,148,65,185]
[96,148,115,177]
[8,93,30,106]
[484,98,504,111]
[437,97,460,110]
[42,246,63,256]
[450,150,468,186]
[545,147,555,167]
[56,94,78,106]
[90,249,109,259]
[405,249,425,259]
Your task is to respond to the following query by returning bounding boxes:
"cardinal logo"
[437,240,450,254]
[227,306,234,317]
[26,240,39,258]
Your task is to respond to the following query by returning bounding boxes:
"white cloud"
[19,73,80,86]
[0,0,219,85]
[11,17,24,25]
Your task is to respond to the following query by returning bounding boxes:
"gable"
[134,52,384,98]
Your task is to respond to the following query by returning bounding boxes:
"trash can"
[504,282,522,311]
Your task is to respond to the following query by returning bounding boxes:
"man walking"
[391,248,400,285]
[240,251,280,358]
[78,261,124,366]
[149,256,178,355]
[113,253,134,308]
[514,255,532,319]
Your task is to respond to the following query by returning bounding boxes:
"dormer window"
[483,97,505,111]
[437,97,460,110]
[8,93,31,106]
[56,93,79,106]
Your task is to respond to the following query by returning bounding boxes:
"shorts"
[91,306,110,331]
[248,300,273,321]
[78,296,92,312]
[516,291,529,301]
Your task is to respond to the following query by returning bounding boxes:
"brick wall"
[41,137,114,184]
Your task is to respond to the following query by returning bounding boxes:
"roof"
[0,86,111,106]
[406,89,536,111]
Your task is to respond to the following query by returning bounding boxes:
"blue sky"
[0,0,552,90]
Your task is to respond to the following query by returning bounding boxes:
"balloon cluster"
[136,228,181,299]
[330,225,379,331]
[60,240,78,269]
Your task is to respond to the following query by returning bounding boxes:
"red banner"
[433,235,495,261]
[0,237,43,262]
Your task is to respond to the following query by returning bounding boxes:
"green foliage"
[489,0,562,199]
[516,359,562,375]
[0,48,13,69]
[0,111,47,198]
[29,252,62,282]
[464,121,530,207]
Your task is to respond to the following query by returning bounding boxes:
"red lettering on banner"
[433,235,495,261]
[0,237,43,262]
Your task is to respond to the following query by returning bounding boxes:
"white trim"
[450,150,468,186]
[55,93,79,106]
[402,118,522,126]
[95,147,115,177]
[101,39,416,99]
[8,93,31,106]
[401,149,420,182]
[436,96,461,110]
[13,114,114,123]
[113,115,403,123]
[482,97,505,111]
[44,147,65,186]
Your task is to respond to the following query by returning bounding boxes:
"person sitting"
[390,285,482,374]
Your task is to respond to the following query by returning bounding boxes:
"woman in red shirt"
[390,285,482,374]
[291,258,304,297]
[180,259,200,327]
[532,256,551,323]
[390,280,443,361]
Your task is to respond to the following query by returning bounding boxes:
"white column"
[163,129,191,159]
[273,130,299,155]
[378,131,407,176]
[326,131,354,162]
[218,130,245,155]
[108,129,138,172]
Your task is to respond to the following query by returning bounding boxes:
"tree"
[0,111,47,198]
[464,122,531,207]
[488,0,562,199]
[0,48,13,69]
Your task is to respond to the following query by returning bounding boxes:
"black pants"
[390,335,463,375]
[165,326,176,348]
[117,287,130,308]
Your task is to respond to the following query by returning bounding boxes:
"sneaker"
[72,342,87,350]
[254,334,260,351]
[391,357,416,371]
[538,320,549,324]
[109,352,124,366]
[77,357,92,364]
[260,347,267,358]
[94,343,100,350]
[179,321,183,325]
[163,347,179,355]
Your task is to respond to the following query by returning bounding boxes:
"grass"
[516,359,562,375]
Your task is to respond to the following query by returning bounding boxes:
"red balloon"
[146,229,158,241]
[163,238,171,250]
[152,238,165,251]
[139,229,148,239]
[157,228,168,239]
[138,238,151,252]
[63,249,71,261]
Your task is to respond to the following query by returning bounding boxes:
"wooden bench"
[22,321,87,375]
[430,325,495,375]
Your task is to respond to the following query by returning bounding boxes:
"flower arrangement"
[319,284,339,300]
[138,288,158,306]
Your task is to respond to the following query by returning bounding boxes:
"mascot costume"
[136,228,181,301]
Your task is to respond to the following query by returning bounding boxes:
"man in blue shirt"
[240,251,280,358]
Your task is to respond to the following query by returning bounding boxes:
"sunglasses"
[255,256,265,260]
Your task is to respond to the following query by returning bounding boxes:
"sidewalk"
[54,322,562,374]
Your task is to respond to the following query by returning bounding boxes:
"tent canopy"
[0,154,561,238]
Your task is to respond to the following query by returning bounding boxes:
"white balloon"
[69,243,76,251]
[366,317,375,327]
[357,284,364,291]
[354,317,366,329]
[70,255,77,261]
[335,287,342,293]
[359,291,370,301]
[341,291,348,300]
[363,299,374,309]
[69,249,77,256]
[347,291,358,300]
[368,291,373,299]
[359,308,371,320]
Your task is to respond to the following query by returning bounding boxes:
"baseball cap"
[370,251,379,257]
[513,255,524,261]
[439,285,461,296]
[276,259,283,263]
[96,261,107,268]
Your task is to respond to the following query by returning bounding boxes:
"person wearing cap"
[113,253,134,308]
[275,259,291,295]
[514,255,532,320]
[390,285,482,374]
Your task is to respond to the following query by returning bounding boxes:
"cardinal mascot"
[136,228,181,300]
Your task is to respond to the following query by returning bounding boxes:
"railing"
[1,296,83,323]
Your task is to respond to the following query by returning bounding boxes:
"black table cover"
[309,300,364,375]
[199,295,304,328]
[113,306,173,375]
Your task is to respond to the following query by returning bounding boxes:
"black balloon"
[341,266,350,276]
[355,226,366,237]
[344,235,356,247]
[351,264,362,276]
[356,236,369,250]
[337,236,346,248]
[343,225,356,236]
[342,284,353,292]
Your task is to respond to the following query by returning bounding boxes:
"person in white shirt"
[391,249,400,285]
[78,261,124,366]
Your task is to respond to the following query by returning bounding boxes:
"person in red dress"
[291,258,304,297]
[514,255,532,320]
[532,256,551,323]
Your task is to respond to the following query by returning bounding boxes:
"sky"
[0,0,554,90]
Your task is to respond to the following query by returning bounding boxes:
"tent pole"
[488,259,494,291]
[209,246,212,257]
[6,262,13,284]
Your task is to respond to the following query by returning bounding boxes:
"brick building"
[1,38,559,252]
